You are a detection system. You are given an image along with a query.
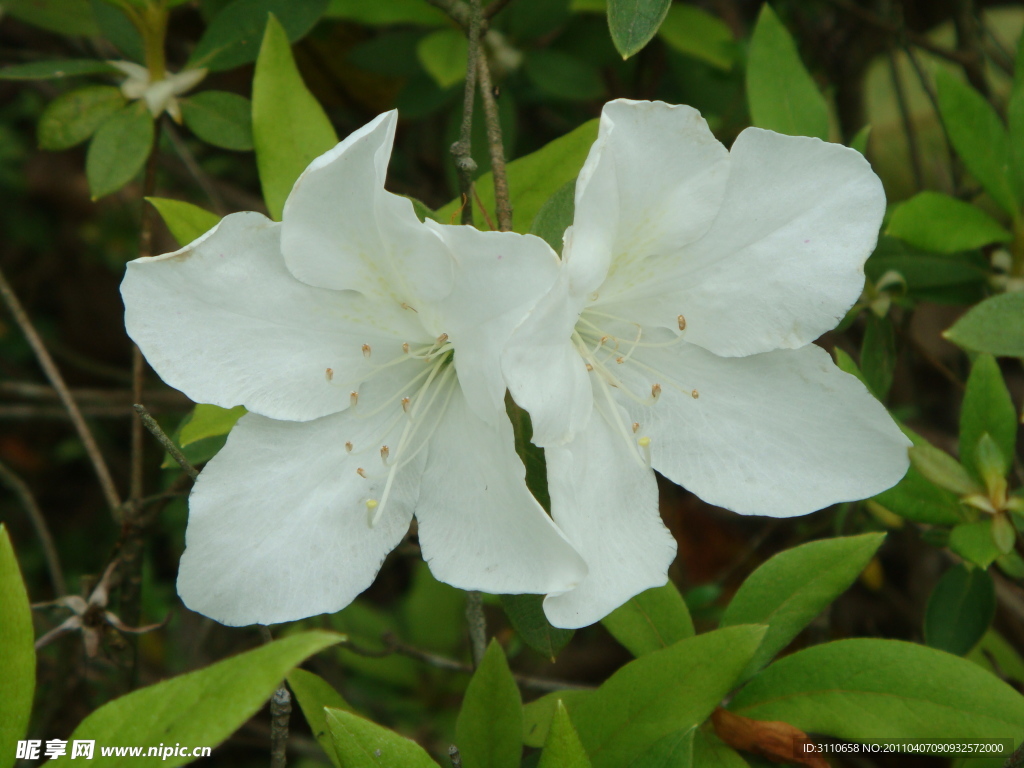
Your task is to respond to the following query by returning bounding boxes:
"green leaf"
[400,561,465,653]
[949,520,1002,569]
[325,708,440,768]
[3,0,98,36]
[601,581,694,657]
[147,197,221,247]
[849,124,871,155]
[832,347,870,389]
[437,119,599,233]
[657,5,735,71]
[627,728,694,768]
[1009,33,1024,203]
[189,0,329,72]
[501,594,574,660]
[746,4,829,141]
[0,526,34,768]
[529,180,575,255]
[860,314,896,400]
[691,731,749,768]
[0,59,115,80]
[538,701,593,768]
[886,192,1013,253]
[179,404,246,446]
[945,292,1024,357]
[91,0,144,61]
[865,236,988,305]
[907,443,981,496]
[935,70,1017,216]
[967,629,1024,685]
[607,0,672,59]
[924,564,995,656]
[871,465,964,526]
[181,91,254,151]
[252,14,338,220]
[38,85,126,151]
[456,640,523,768]
[524,50,604,101]
[85,101,154,200]
[325,0,448,26]
[730,638,1024,742]
[416,28,467,89]
[959,354,1016,479]
[564,626,765,768]
[720,533,885,681]
[524,690,592,748]
[70,632,343,767]
[287,668,352,768]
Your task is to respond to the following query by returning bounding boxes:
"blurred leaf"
[417,29,468,89]
[935,70,1017,216]
[331,602,420,688]
[691,731,749,767]
[832,348,870,389]
[0,525,34,768]
[746,4,829,141]
[496,0,571,41]
[872,465,964,526]
[849,124,871,154]
[627,728,694,768]
[325,708,440,768]
[949,521,1001,569]
[945,292,1024,356]
[456,640,523,768]
[607,0,672,59]
[907,443,981,496]
[86,101,154,200]
[925,564,995,656]
[529,179,575,255]
[657,5,734,71]
[252,14,338,220]
[2,0,98,36]
[189,0,329,72]
[959,354,1016,480]
[538,701,593,768]
[325,0,447,26]
[147,197,221,247]
[91,0,145,62]
[179,404,246,447]
[287,668,353,768]
[720,534,885,682]
[524,50,604,101]
[501,594,574,660]
[601,581,694,657]
[860,314,896,400]
[730,638,1024,742]
[38,85,126,151]
[967,629,1024,684]
[1009,34,1024,203]
[865,236,987,304]
[401,561,465,653]
[181,91,254,151]
[886,192,1012,253]
[70,632,343,767]
[0,60,116,80]
[437,118,599,233]
[350,30,425,77]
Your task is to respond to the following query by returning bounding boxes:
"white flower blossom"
[122,111,585,626]
[503,100,912,629]
[109,61,206,122]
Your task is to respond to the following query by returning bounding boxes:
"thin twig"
[0,458,66,596]
[451,0,483,226]
[475,35,512,231]
[952,0,990,99]
[133,404,198,480]
[449,745,463,768]
[0,266,123,514]
[465,591,487,667]
[269,687,292,768]
[0,381,190,407]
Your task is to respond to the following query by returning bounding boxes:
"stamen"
[350,391,359,407]
[365,499,379,525]
[380,445,390,463]
[401,397,411,412]
[402,342,410,354]
[691,389,699,399]
[651,383,662,401]
[677,314,686,331]
[401,302,418,313]
[362,344,372,358]
[345,441,353,453]
[325,368,333,381]
[436,333,448,345]
[632,422,639,433]
[586,363,593,371]
[357,467,367,478]
[616,356,624,364]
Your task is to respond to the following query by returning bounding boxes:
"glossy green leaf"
[325,0,448,26]
[945,291,1024,357]
[38,85,126,151]
[416,29,467,89]
[179,404,246,446]
[456,640,523,768]
[70,632,343,767]
[147,197,221,247]
[887,192,1012,253]
[657,5,734,70]
[861,314,896,400]
[627,728,694,768]
[907,442,981,496]
[181,91,253,151]
[189,0,329,72]
[746,4,829,141]
[3,0,98,36]
[325,708,439,768]
[0,59,115,80]
[959,354,1016,479]
[950,520,1002,569]
[501,594,574,660]
[564,626,765,768]
[529,179,576,255]
[601,581,694,657]
[538,701,593,768]
[86,101,154,200]
[287,668,352,768]
[730,638,1024,742]
[691,731,749,768]
[720,533,884,681]
[607,0,671,59]
[524,50,604,101]
[924,564,995,656]
[252,14,338,220]
[935,70,1017,216]
[437,118,599,233]
[0,526,34,768]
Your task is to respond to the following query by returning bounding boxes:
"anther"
[691,389,699,399]
[632,422,640,433]
[600,335,610,345]
[366,499,378,511]
[585,363,594,371]
[616,356,624,364]
[345,441,353,453]
[651,383,662,401]
[401,302,418,313]
[401,397,411,412]
[380,445,390,463]
[677,314,686,331]
[362,344,372,358]
[350,391,359,407]
[436,333,448,345]
[325,368,333,381]
[402,342,410,354]
[356,468,367,478]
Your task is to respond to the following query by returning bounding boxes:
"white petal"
[542,399,675,629]
[177,409,421,626]
[423,221,559,423]
[564,99,729,300]
[618,344,911,517]
[415,385,587,595]
[281,111,454,306]
[502,271,593,446]
[662,129,886,357]
[167,67,206,96]
[123,211,424,421]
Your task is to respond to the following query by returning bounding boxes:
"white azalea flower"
[109,60,206,122]
[503,99,912,629]
[122,111,586,626]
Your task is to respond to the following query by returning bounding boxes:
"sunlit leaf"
[456,640,522,768]
[287,668,353,768]
[886,192,1012,253]
[538,701,593,768]
[147,197,221,247]
[945,292,1024,357]
[959,354,1016,479]
[181,91,254,151]
[325,708,439,768]
[416,29,468,89]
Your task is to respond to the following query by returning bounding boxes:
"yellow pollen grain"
[638,436,651,447]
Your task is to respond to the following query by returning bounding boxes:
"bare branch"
[0,458,66,595]
[133,404,198,481]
